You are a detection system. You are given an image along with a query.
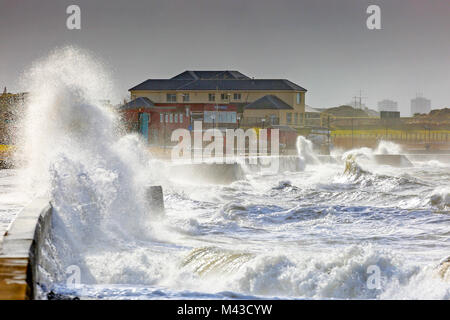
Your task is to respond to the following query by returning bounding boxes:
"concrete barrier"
[0,198,52,300]
[243,156,301,173]
[169,163,244,184]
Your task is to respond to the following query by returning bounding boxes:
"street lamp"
[237,115,241,128]
[211,114,216,129]
[261,118,266,129]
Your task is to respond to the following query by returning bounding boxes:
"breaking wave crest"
[179,245,449,299]
[429,187,450,210]
[342,140,403,161]
[296,136,320,171]
[17,46,158,286]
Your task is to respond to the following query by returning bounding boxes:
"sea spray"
[342,140,403,162]
[16,46,158,284]
[296,136,319,171]
[375,141,403,155]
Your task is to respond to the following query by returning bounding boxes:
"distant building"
[121,70,307,146]
[378,99,398,112]
[411,96,431,115]
[0,87,28,110]
[303,105,322,127]
[0,87,28,144]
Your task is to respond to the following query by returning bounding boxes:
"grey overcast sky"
[1,0,449,115]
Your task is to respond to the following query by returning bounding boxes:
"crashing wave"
[375,141,403,155]
[17,47,157,288]
[343,155,369,178]
[429,188,450,211]
[296,136,320,171]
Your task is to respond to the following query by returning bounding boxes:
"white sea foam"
[429,187,450,210]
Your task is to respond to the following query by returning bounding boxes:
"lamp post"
[261,118,266,129]
[211,114,216,129]
[351,116,354,149]
[237,115,241,128]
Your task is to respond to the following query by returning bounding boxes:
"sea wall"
[169,163,244,184]
[0,198,52,300]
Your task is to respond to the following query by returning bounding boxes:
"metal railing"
[241,117,280,126]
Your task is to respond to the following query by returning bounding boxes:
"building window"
[294,113,298,125]
[221,93,230,101]
[270,114,277,125]
[167,93,177,102]
[174,114,178,123]
[287,113,292,124]
[233,93,241,100]
[169,113,173,123]
[165,113,169,123]
[160,113,164,123]
[208,93,215,102]
[183,94,190,102]
[203,111,237,123]
[296,93,302,104]
[180,113,183,123]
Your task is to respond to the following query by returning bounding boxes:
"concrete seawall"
[170,163,244,184]
[0,198,52,300]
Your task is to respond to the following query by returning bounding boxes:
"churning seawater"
[11,47,450,299]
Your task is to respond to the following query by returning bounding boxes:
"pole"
[351,117,354,149]
[327,115,330,145]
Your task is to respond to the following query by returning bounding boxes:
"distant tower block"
[145,186,164,215]
[411,96,431,115]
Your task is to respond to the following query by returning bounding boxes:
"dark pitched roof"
[177,79,305,91]
[119,97,154,110]
[129,80,192,91]
[171,70,250,80]
[244,95,294,110]
[129,79,307,92]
